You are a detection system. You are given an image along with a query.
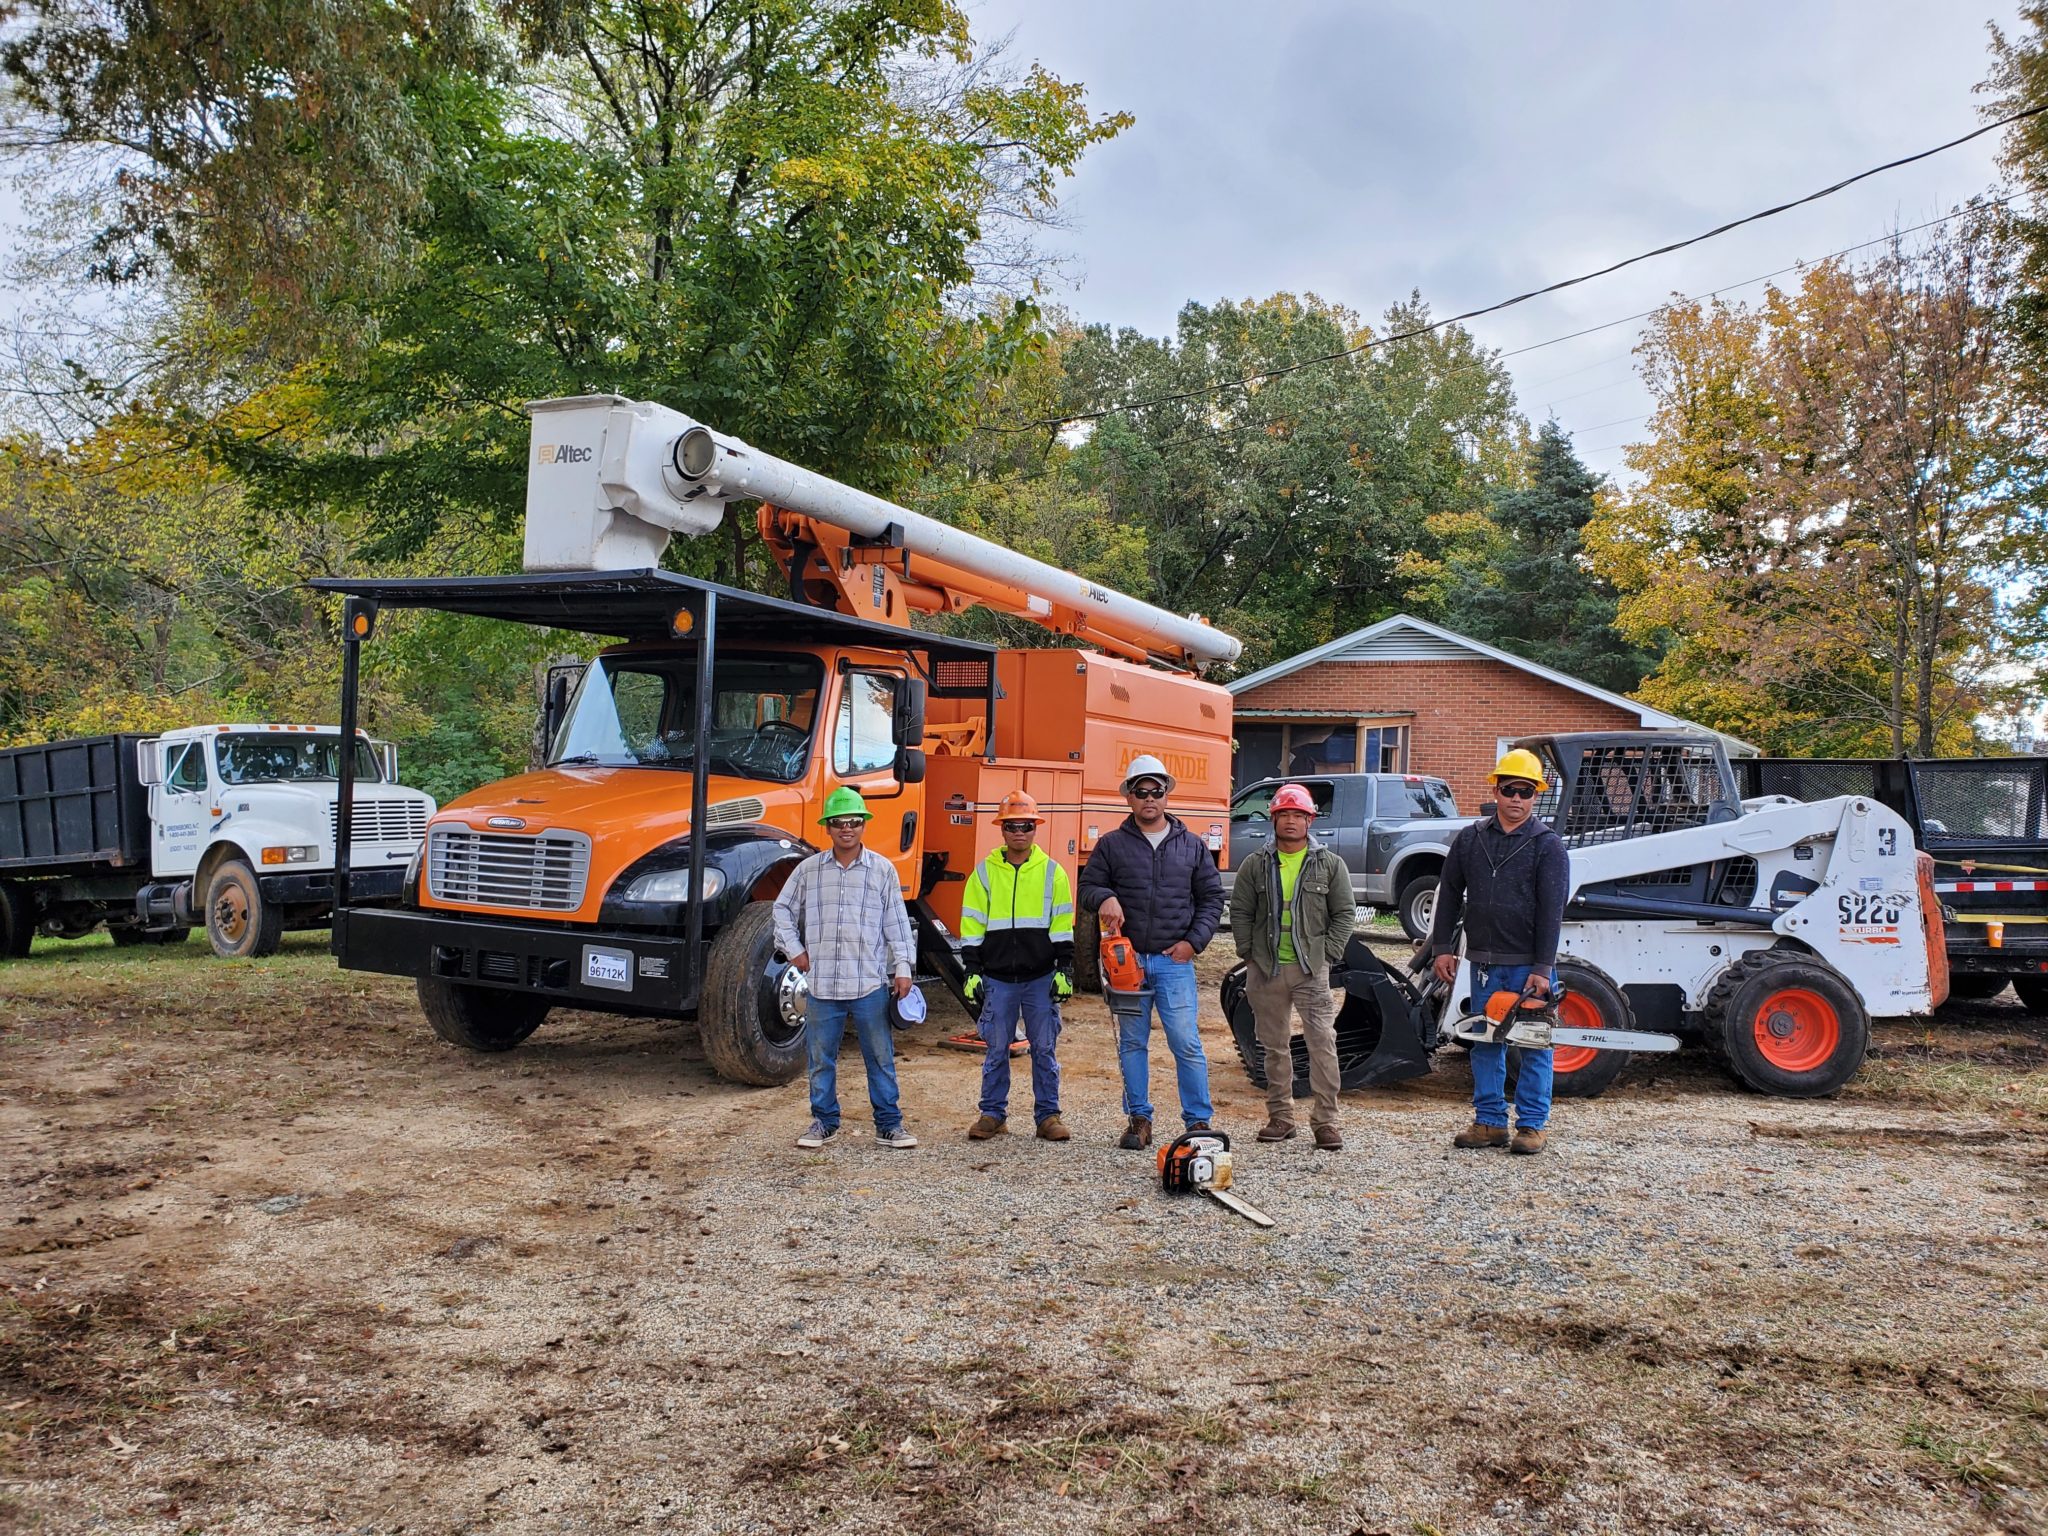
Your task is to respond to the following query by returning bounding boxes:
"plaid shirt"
[771,846,916,1000]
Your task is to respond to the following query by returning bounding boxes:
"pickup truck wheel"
[1073,907,1102,994]
[0,882,34,958]
[1506,960,1632,1100]
[698,901,809,1087]
[2015,977,2048,1015]
[204,861,283,959]
[1705,950,1870,1096]
[1397,875,1439,943]
[1946,974,2011,1002]
[417,977,549,1051]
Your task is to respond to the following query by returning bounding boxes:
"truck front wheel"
[697,901,809,1086]
[0,882,33,959]
[2015,977,2048,1016]
[1397,874,1439,943]
[204,861,283,959]
[418,977,549,1051]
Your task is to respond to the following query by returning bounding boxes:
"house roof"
[1226,613,1758,757]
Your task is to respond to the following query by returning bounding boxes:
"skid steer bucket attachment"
[1222,934,1435,1095]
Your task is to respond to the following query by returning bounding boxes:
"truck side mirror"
[544,672,572,749]
[137,739,163,786]
[895,746,927,785]
[379,743,400,783]
[894,677,927,749]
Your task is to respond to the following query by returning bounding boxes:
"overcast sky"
[968,0,2025,477]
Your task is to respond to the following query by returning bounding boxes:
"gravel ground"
[3,931,2048,1535]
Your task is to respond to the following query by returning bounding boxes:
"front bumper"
[263,868,405,906]
[334,906,699,1012]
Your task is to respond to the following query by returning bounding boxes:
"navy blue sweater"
[1425,814,1570,968]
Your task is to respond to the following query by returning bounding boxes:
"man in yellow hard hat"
[1424,748,1569,1155]
[959,791,1075,1143]
[773,786,919,1151]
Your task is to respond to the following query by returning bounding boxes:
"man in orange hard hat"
[1425,747,1569,1156]
[1228,782,1357,1150]
[958,791,1075,1142]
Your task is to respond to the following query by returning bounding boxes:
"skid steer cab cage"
[310,569,1000,1011]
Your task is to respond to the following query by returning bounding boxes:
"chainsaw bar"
[1507,1023,1681,1053]
[1202,1186,1275,1227]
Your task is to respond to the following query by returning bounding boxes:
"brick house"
[1227,614,1753,807]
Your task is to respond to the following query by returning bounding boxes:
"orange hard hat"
[993,790,1045,824]
[1271,782,1317,816]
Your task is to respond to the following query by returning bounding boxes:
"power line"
[998,107,2041,433]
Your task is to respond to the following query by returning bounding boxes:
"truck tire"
[1946,974,2010,1002]
[112,927,190,948]
[1705,949,1869,1097]
[0,882,33,959]
[2015,977,2048,1016]
[204,860,283,959]
[697,901,809,1086]
[1073,906,1102,994]
[1506,960,1632,1100]
[1397,875,1439,943]
[417,976,549,1052]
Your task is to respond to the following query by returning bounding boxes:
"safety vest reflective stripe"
[959,849,1073,939]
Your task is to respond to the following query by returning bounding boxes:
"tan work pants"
[1245,960,1341,1129]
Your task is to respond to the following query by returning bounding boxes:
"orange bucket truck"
[313,396,1241,1085]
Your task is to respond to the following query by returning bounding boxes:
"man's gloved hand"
[1052,966,1075,1001]
[962,972,984,1006]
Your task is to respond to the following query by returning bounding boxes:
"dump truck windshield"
[547,653,823,783]
[217,734,382,785]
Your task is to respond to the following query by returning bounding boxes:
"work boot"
[1117,1115,1153,1151]
[967,1114,1005,1141]
[1186,1120,1215,1135]
[1313,1123,1344,1152]
[1035,1115,1071,1142]
[1453,1121,1510,1150]
[1255,1118,1297,1143]
[1510,1125,1549,1156]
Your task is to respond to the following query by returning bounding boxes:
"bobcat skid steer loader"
[1223,732,1948,1101]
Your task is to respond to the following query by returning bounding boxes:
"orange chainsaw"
[1158,1131,1274,1227]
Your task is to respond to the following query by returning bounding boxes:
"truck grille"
[331,800,430,845]
[426,827,591,912]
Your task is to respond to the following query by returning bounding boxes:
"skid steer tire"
[1946,974,2011,1002]
[697,901,809,1087]
[1506,960,1633,1100]
[0,882,35,959]
[2015,977,2048,1016]
[1705,949,1869,1097]
[1073,907,1102,995]
[1397,876,1439,943]
[418,977,549,1052]
[205,860,283,959]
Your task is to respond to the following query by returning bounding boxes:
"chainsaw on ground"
[1448,979,1680,1054]
[1158,1131,1274,1228]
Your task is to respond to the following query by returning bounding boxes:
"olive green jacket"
[1228,840,1356,977]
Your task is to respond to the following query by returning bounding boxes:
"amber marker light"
[670,607,695,637]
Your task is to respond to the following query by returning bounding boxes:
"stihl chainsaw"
[1158,1131,1274,1227]
[1448,982,1680,1054]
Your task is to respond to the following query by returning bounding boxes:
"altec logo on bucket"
[536,443,595,465]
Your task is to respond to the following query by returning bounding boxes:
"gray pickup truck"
[1226,773,1472,940]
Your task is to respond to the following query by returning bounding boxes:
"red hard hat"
[1271,783,1317,816]
[993,790,1045,824]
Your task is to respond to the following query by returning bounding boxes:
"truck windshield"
[216,734,382,785]
[547,652,824,783]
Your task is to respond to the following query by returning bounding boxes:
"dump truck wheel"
[1705,949,1869,1097]
[1397,876,1438,943]
[417,977,548,1051]
[1946,974,2010,1002]
[2015,977,2048,1016]
[697,901,809,1087]
[1507,960,1632,1100]
[1073,907,1102,994]
[205,860,283,959]
[0,882,34,959]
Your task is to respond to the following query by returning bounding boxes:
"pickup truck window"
[1232,780,1335,821]
[1383,778,1459,818]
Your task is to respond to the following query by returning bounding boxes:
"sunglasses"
[1129,785,1167,800]
[1496,782,1537,800]
[1000,821,1038,834]
[825,817,867,830]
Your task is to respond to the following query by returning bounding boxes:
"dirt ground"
[4,931,2048,1536]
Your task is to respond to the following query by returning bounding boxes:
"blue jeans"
[977,975,1062,1123]
[1467,962,1554,1130]
[806,987,902,1136]
[1117,952,1212,1127]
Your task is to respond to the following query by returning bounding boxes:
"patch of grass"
[1904,1419,2022,1494]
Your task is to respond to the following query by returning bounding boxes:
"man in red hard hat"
[958,791,1075,1142]
[1228,783,1357,1149]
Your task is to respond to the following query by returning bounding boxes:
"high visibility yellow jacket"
[959,845,1076,981]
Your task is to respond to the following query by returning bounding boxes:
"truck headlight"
[262,845,317,865]
[622,866,725,904]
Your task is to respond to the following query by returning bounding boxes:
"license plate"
[582,946,634,992]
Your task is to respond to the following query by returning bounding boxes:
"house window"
[1232,718,1409,788]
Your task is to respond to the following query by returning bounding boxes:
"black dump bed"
[0,735,152,874]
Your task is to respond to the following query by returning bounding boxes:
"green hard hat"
[819,786,872,824]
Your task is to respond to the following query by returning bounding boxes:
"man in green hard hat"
[774,786,920,1150]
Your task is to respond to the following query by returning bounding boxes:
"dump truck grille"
[330,800,430,845]
[426,827,591,911]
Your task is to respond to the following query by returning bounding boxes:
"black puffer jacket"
[1077,813,1225,956]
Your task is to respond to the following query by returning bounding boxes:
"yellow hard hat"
[1489,748,1548,789]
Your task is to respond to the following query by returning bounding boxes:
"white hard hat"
[1120,754,1176,794]
[888,984,928,1030]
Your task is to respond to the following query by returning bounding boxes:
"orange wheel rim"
[1752,987,1840,1072]
[1550,990,1602,1075]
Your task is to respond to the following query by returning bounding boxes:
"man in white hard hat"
[1077,754,1224,1151]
